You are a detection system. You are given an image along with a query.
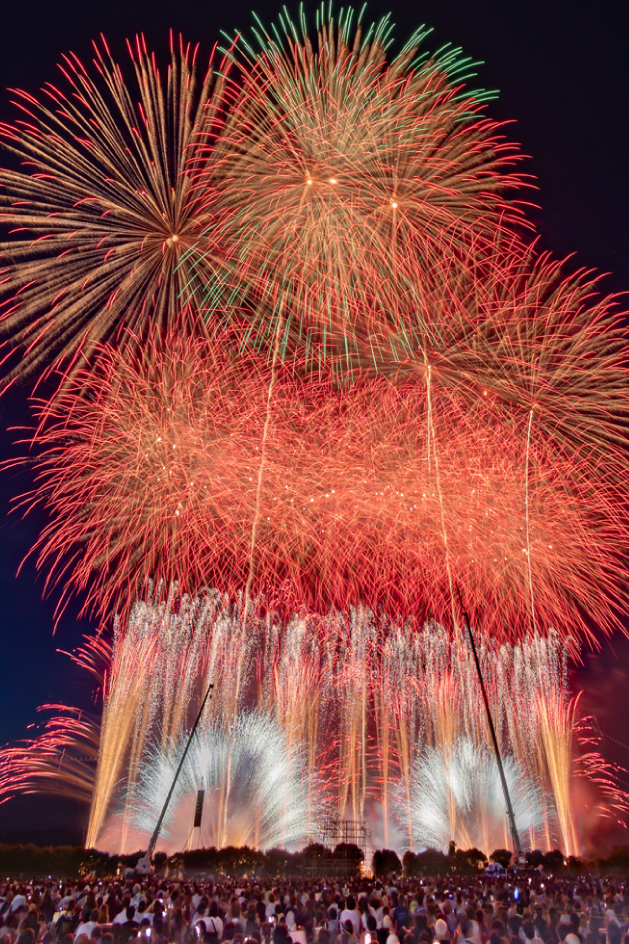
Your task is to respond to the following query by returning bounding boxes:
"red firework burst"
[12,245,629,642]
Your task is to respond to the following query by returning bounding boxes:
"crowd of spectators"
[0,870,627,944]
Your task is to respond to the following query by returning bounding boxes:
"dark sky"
[0,0,628,846]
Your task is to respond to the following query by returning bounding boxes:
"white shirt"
[340,911,361,937]
[75,922,98,940]
[205,916,223,938]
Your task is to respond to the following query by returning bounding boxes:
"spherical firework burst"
[200,6,529,371]
[315,377,628,643]
[0,35,232,386]
[16,333,284,617]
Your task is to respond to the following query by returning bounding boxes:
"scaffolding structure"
[304,818,372,877]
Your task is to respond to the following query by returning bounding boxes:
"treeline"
[3,841,629,879]
[376,846,629,878]
[0,841,364,879]
[375,847,573,877]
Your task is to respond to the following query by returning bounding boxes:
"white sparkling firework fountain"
[0,592,626,856]
[87,586,326,853]
[403,738,546,854]
[130,712,319,852]
[380,622,580,855]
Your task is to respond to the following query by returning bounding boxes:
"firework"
[0,706,98,806]
[15,290,629,642]
[0,7,627,862]
[378,624,579,854]
[125,712,323,852]
[263,613,332,829]
[199,7,529,372]
[87,585,253,848]
[1,597,624,856]
[0,15,626,645]
[0,35,231,386]
[401,738,546,854]
[15,332,336,619]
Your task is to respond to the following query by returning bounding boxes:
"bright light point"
[329,178,337,184]
[391,201,397,208]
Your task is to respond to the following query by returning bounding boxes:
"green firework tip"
[279,6,301,45]
[398,25,433,58]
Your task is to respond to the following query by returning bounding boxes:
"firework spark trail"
[265,614,329,840]
[0,35,233,388]
[87,616,159,847]
[574,715,629,825]
[0,707,98,806]
[535,694,579,856]
[376,626,423,848]
[334,608,375,823]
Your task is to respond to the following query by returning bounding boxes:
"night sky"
[0,0,628,848]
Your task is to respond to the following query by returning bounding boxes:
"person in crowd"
[339,904,360,939]
[338,922,358,944]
